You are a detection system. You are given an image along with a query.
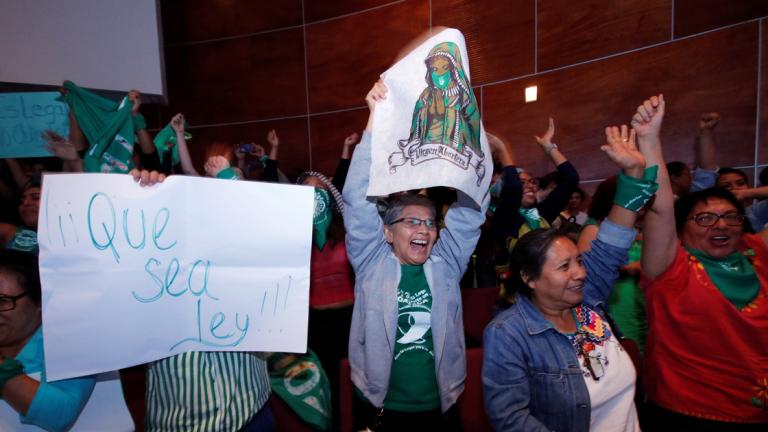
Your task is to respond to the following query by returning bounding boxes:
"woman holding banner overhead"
[342,80,488,431]
[0,250,96,431]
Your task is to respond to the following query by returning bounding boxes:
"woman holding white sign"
[0,250,96,431]
[343,81,488,431]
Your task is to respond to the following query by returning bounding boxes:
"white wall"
[0,0,165,98]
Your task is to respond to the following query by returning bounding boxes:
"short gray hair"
[383,193,436,225]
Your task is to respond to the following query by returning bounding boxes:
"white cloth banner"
[368,28,491,205]
[39,174,313,381]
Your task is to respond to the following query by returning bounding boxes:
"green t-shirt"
[384,264,440,412]
[607,239,648,353]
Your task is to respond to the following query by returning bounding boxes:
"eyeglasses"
[0,293,29,312]
[389,217,437,230]
[687,212,745,228]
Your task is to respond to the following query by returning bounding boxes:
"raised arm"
[333,132,359,190]
[634,95,677,280]
[266,130,279,161]
[43,131,84,173]
[534,118,580,222]
[695,112,719,171]
[343,82,390,273]
[4,159,28,189]
[432,183,489,276]
[489,133,522,279]
[534,117,566,167]
[129,90,156,157]
[171,113,200,176]
[582,125,647,304]
[66,110,88,154]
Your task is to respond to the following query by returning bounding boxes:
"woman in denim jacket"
[483,115,656,431]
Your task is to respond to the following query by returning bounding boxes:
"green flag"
[57,81,135,173]
[268,351,332,430]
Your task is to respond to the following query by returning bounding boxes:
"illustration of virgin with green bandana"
[389,41,485,184]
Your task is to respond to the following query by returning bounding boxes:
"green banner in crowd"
[0,92,67,158]
[269,351,332,430]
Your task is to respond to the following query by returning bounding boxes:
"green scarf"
[215,167,241,180]
[614,166,659,212]
[153,122,192,165]
[268,351,331,431]
[313,188,332,250]
[57,81,135,173]
[686,247,760,309]
[518,207,543,230]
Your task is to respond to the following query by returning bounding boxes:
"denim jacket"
[482,220,636,431]
[343,131,489,412]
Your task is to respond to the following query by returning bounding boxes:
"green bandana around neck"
[431,71,451,90]
[313,188,332,249]
[518,207,543,230]
[686,247,760,309]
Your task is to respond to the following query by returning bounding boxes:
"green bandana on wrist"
[312,188,332,250]
[686,247,760,309]
[215,167,241,180]
[0,357,24,394]
[614,165,659,212]
[132,113,147,130]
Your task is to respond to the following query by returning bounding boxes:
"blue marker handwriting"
[84,192,178,263]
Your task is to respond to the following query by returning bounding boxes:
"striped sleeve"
[145,351,270,432]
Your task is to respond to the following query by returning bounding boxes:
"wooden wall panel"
[185,118,310,178]
[163,28,306,125]
[309,109,369,177]
[306,0,430,113]
[538,0,671,71]
[304,0,395,23]
[674,0,768,37]
[432,0,535,85]
[161,0,302,44]
[483,23,758,181]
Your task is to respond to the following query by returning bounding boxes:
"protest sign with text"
[0,92,67,158]
[39,174,313,380]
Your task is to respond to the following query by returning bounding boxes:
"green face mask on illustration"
[431,71,450,90]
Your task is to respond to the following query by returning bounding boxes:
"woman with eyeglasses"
[483,115,653,431]
[343,81,488,431]
[637,96,768,429]
[488,118,581,306]
[0,250,96,431]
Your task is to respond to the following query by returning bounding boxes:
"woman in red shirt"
[636,94,768,430]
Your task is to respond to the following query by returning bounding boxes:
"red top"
[310,240,355,308]
[641,233,768,423]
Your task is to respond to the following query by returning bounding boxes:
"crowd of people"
[0,75,766,432]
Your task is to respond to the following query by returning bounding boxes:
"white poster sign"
[368,28,491,205]
[38,174,313,381]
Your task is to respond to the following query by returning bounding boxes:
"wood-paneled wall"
[155,0,768,185]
